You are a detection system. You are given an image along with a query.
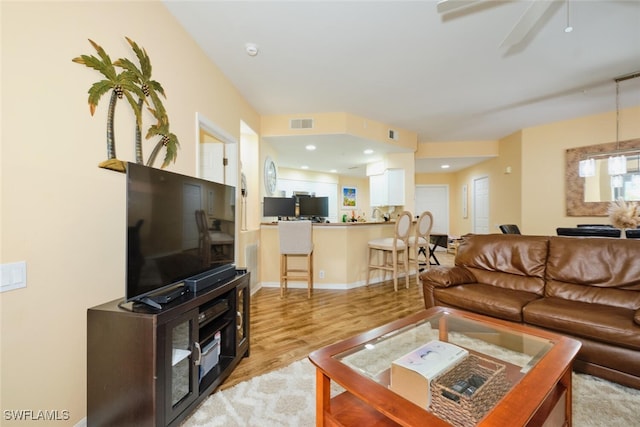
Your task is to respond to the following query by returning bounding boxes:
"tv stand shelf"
[87,272,250,427]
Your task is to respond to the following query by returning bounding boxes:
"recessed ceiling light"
[301,165,309,169]
[364,149,374,155]
[245,43,259,56]
[330,169,337,173]
[305,145,316,151]
[441,164,450,169]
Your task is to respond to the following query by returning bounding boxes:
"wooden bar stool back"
[278,220,314,298]
[366,211,412,291]
[407,211,434,280]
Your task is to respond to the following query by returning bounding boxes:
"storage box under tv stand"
[87,271,250,427]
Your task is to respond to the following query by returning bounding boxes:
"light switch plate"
[1,261,27,292]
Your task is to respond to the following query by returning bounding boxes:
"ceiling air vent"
[290,118,314,129]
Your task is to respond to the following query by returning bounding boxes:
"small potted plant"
[608,197,639,236]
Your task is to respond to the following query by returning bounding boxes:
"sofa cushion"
[524,297,640,351]
[434,284,540,322]
[635,309,640,326]
[455,234,549,295]
[545,236,640,310]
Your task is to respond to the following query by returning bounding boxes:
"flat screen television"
[263,197,296,218]
[299,196,329,218]
[126,162,236,306]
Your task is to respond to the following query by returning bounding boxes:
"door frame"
[195,112,238,186]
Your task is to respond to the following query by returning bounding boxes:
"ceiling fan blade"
[500,0,561,48]
[436,0,481,14]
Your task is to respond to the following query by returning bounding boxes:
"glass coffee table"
[308,306,581,427]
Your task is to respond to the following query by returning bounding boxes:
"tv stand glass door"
[164,308,199,423]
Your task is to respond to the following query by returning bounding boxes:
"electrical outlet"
[319,270,325,279]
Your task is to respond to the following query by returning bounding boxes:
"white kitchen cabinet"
[370,169,405,206]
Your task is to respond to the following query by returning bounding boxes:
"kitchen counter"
[261,220,395,226]
[260,221,400,290]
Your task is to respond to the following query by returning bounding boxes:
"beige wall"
[416,140,499,159]
[0,2,258,425]
[262,112,417,151]
[2,1,640,425]
[418,142,518,237]
[522,106,640,234]
[490,131,523,231]
[417,107,640,237]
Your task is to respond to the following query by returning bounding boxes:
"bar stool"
[407,211,434,280]
[366,211,412,291]
[278,220,314,298]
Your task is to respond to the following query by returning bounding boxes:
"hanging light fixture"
[564,0,573,33]
[608,78,628,176]
[608,155,627,176]
[578,158,595,177]
[611,174,624,189]
[578,71,640,179]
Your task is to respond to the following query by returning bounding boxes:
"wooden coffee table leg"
[316,369,331,427]
[438,316,449,341]
[561,366,573,426]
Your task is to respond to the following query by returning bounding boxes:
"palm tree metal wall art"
[147,107,180,169]
[72,39,143,172]
[118,37,180,168]
[73,37,179,171]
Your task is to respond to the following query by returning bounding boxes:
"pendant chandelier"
[607,78,627,176]
[578,71,640,178]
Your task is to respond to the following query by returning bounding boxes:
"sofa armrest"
[635,309,640,326]
[420,266,476,288]
[420,266,476,309]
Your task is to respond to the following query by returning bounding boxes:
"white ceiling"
[164,0,640,175]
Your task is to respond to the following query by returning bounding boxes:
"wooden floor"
[220,251,455,390]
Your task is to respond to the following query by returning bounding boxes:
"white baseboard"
[260,272,415,291]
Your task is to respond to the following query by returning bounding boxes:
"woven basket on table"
[430,354,510,427]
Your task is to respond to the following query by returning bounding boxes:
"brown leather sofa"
[420,233,640,389]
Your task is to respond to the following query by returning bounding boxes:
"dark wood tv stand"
[87,272,250,427]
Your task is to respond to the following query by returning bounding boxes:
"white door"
[473,176,490,234]
[415,185,449,234]
[200,137,225,184]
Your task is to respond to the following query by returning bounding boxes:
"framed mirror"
[566,138,640,216]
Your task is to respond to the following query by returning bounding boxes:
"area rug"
[182,358,640,427]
